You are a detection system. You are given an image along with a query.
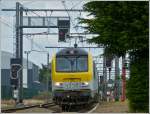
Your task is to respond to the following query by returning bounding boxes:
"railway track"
[1,102,99,113]
[1,102,55,113]
[76,103,99,113]
[59,102,99,113]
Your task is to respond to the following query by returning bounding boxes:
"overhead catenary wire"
[1,11,45,56]
[70,0,84,9]
[76,11,85,47]
[45,10,53,48]
[0,3,58,50]
[16,3,57,28]
[1,1,40,28]
[17,4,64,52]
[24,8,57,34]
[28,10,57,27]
[46,11,53,34]
[0,1,36,10]
[61,0,81,45]
[23,9,48,52]
[25,35,45,51]
[0,18,14,29]
[25,13,46,51]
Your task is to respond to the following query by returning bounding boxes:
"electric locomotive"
[51,48,98,106]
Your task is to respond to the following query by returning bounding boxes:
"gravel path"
[14,107,53,113]
[93,101,129,113]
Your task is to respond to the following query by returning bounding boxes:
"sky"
[0,0,129,79]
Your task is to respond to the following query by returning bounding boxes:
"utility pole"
[114,56,120,101]
[16,2,19,58]
[103,55,107,101]
[108,67,111,101]
[121,56,126,101]
[47,53,49,103]
[97,75,100,96]
[47,53,49,67]
[19,5,23,104]
[15,2,24,105]
[108,67,111,80]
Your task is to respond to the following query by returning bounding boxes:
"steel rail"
[1,102,55,113]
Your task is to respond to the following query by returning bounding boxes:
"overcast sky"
[0,0,129,79]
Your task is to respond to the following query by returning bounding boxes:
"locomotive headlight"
[82,82,89,86]
[54,82,63,87]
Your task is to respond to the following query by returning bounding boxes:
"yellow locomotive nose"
[51,48,98,106]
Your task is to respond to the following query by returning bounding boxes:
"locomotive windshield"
[56,56,88,72]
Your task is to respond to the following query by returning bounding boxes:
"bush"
[126,49,149,112]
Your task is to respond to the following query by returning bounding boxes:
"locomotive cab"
[51,48,98,105]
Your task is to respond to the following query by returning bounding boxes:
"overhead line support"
[2,9,86,12]
[23,32,98,36]
[45,46,103,48]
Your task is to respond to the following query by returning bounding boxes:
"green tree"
[80,1,148,56]
[39,64,50,83]
[80,1,149,112]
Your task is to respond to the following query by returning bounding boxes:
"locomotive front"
[51,48,96,105]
